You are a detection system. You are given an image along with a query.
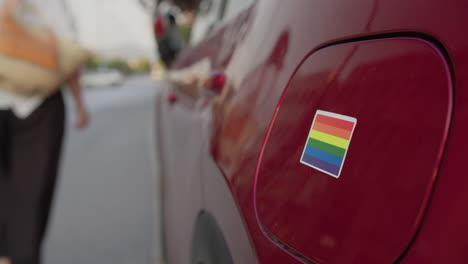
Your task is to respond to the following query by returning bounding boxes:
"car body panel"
[157,88,203,263]
[255,38,452,263]
[199,104,258,264]
[158,0,468,263]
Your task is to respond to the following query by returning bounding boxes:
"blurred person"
[154,10,183,67]
[0,0,89,263]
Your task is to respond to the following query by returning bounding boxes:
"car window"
[189,0,255,46]
[189,0,227,46]
[222,0,254,21]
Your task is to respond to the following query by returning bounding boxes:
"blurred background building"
[30,0,156,60]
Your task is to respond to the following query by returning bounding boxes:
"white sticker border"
[299,110,358,179]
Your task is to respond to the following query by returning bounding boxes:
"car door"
[159,1,258,262]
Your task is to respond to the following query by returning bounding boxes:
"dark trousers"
[0,91,65,264]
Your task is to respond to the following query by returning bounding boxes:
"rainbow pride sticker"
[300,110,357,178]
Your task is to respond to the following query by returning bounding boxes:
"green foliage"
[107,58,131,75]
[137,59,152,72]
[85,55,101,71]
[128,57,152,73]
[179,24,191,44]
[84,54,153,75]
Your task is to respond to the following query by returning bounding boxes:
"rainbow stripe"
[300,110,357,178]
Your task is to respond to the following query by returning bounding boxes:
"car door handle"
[203,72,226,96]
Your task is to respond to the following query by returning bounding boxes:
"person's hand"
[75,104,90,130]
[68,70,89,129]
[0,257,11,264]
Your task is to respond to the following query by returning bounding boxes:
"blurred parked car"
[156,0,466,263]
[81,68,123,88]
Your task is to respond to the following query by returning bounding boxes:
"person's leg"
[0,110,10,257]
[37,102,65,242]
[7,92,65,264]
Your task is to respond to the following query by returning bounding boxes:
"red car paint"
[157,0,468,263]
[154,15,165,37]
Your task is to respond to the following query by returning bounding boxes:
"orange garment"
[0,0,58,70]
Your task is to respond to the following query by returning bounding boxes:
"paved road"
[44,76,163,264]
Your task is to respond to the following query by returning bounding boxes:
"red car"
[156,0,466,263]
